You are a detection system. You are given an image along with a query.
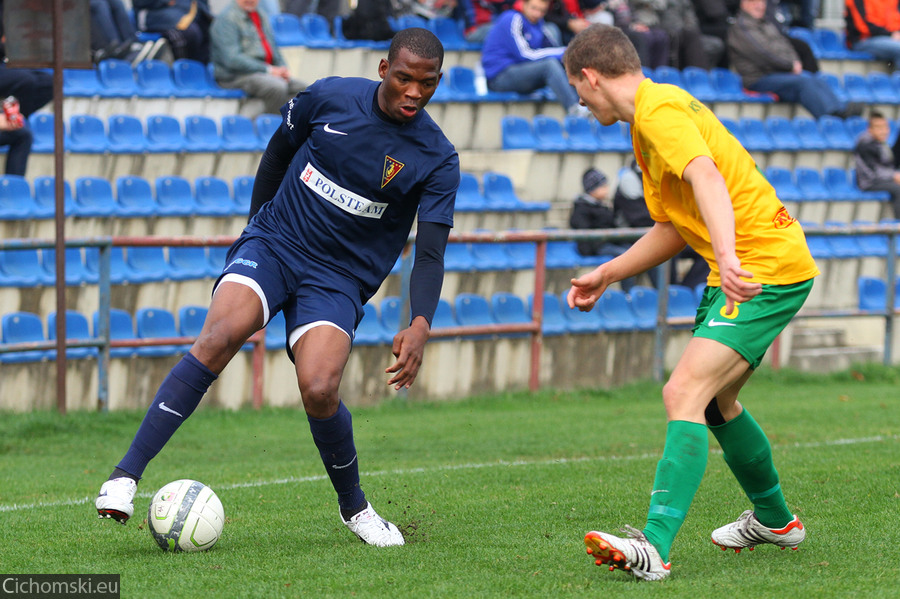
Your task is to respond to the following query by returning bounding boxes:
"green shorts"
[692,279,814,369]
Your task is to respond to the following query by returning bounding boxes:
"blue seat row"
[65,59,243,100]
[858,275,900,311]
[764,166,889,203]
[802,219,900,260]
[787,27,874,61]
[29,112,280,154]
[0,174,253,219]
[456,172,550,212]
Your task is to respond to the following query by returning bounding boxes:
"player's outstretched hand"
[385,317,430,390]
[567,268,608,312]
[719,255,762,315]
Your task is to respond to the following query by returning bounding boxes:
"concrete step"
[788,346,883,373]
[790,327,846,350]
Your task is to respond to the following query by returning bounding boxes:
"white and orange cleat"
[711,510,805,553]
[584,526,671,581]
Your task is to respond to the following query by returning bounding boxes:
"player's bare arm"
[568,222,685,311]
[682,156,762,314]
[385,316,431,389]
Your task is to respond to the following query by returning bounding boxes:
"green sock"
[642,420,708,563]
[708,409,793,528]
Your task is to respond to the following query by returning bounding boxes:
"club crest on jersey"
[382,156,405,188]
[773,206,796,229]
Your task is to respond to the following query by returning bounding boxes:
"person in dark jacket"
[134,0,212,63]
[570,168,628,256]
[855,111,900,218]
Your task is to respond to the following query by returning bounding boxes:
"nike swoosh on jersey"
[158,402,184,417]
[323,123,348,135]
[707,319,737,327]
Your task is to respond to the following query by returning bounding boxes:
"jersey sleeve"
[416,151,460,227]
[280,79,332,148]
[640,100,714,181]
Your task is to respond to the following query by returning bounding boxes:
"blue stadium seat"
[107,114,148,153]
[816,72,849,103]
[858,276,887,311]
[0,312,49,363]
[0,249,54,286]
[63,68,102,96]
[801,220,832,259]
[824,220,863,258]
[765,116,802,151]
[85,247,143,284]
[667,284,699,322]
[254,113,281,151]
[564,116,600,151]
[29,112,55,153]
[115,175,156,217]
[718,117,746,145]
[0,175,34,219]
[221,115,258,151]
[545,240,583,268]
[93,308,137,358]
[817,115,855,151]
[431,17,475,51]
[682,66,718,102]
[126,246,171,281]
[628,285,658,330]
[194,176,234,216]
[710,68,773,103]
[177,305,208,337]
[169,246,214,279]
[431,298,458,333]
[815,28,872,60]
[300,13,337,47]
[264,310,287,351]
[355,303,390,345]
[792,116,828,151]
[532,115,568,152]
[207,246,231,275]
[172,59,216,97]
[396,15,428,30]
[842,73,876,104]
[33,176,73,217]
[155,175,197,216]
[271,13,307,46]
[443,242,475,271]
[786,27,822,58]
[491,292,531,335]
[204,63,243,99]
[823,167,865,201]
[68,114,107,153]
[866,72,900,103]
[845,115,867,140]
[795,167,830,201]
[183,115,222,151]
[852,220,888,257]
[232,175,254,214]
[505,241,537,269]
[595,289,637,331]
[764,166,805,202]
[738,117,775,152]
[528,292,567,335]
[482,171,523,210]
[595,121,632,151]
[74,176,118,217]
[454,172,487,211]
[652,66,684,87]
[379,296,403,333]
[48,311,97,359]
[134,59,177,97]
[559,290,602,333]
[146,114,186,152]
[96,59,138,97]
[501,115,537,150]
[42,248,98,285]
[470,237,512,270]
[135,307,186,356]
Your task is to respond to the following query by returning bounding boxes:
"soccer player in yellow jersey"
[563,25,819,581]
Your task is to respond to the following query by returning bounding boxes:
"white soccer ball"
[148,479,224,552]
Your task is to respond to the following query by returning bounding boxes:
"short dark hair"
[388,28,445,70]
[869,110,886,123]
[564,24,642,79]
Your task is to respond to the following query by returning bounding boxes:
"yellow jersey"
[631,79,819,286]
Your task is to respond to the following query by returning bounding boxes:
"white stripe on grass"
[2,433,896,514]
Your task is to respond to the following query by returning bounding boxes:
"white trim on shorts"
[215,273,270,324]
[288,321,350,351]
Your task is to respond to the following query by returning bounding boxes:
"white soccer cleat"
[342,502,405,547]
[96,477,137,524]
[711,510,806,553]
[584,526,671,581]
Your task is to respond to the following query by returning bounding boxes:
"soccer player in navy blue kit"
[96,28,459,547]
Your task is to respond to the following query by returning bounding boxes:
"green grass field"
[2,366,899,598]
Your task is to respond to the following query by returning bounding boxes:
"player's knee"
[192,323,248,366]
[297,371,341,411]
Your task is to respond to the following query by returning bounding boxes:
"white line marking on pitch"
[1,433,896,514]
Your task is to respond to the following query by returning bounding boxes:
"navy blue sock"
[116,353,217,478]
[308,401,366,517]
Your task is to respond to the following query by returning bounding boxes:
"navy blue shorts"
[214,235,364,355]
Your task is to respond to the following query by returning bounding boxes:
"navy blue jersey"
[244,76,459,301]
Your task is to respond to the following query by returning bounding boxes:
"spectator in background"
[134,0,213,63]
[211,0,306,115]
[90,0,143,63]
[570,168,629,256]
[285,0,343,27]
[661,0,723,69]
[0,0,52,176]
[342,0,396,41]
[481,0,588,116]
[465,0,518,43]
[692,0,737,67]
[624,0,669,67]
[546,0,591,45]
[728,0,861,118]
[855,111,900,218]
[845,0,900,69]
